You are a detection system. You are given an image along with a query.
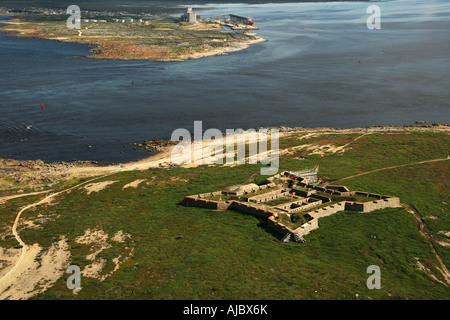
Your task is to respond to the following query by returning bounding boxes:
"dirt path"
[321,157,450,286]
[0,173,115,289]
[402,203,450,286]
[323,158,449,186]
[0,190,49,204]
[337,132,372,150]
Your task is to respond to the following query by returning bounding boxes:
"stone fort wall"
[182,170,401,242]
[182,195,399,240]
[293,197,400,237]
[182,197,295,235]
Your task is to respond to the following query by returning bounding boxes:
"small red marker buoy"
[41,103,44,110]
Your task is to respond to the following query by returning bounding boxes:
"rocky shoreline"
[270,122,450,133]
[129,139,179,153]
[0,158,104,189]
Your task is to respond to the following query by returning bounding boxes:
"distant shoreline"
[0,13,266,62]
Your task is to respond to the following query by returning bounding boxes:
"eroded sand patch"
[414,257,447,286]
[435,240,450,248]
[0,247,21,279]
[82,258,107,279]
[84,180,118,194]
[280,132,372,158]
[0,237,71,300]
[75,228,111,261]
[169,176,189,183]
[75,228,110,245]
[280,143,349,158]
[111,230,131,243]
[439,231,450,238]
[122,179,146,190]
[435,231,450,247]
[75,228,133,283]
[18,212,59,232]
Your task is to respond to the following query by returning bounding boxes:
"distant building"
[287,166,319,184]
[230,14,254,26]
[180,7,197,23]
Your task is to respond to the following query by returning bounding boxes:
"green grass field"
[1,129,449,299]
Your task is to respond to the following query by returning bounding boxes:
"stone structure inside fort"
[182,169,401,243]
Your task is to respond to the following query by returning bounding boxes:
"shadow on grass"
[232,209,286,241]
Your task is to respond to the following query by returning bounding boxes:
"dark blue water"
[1,0,449,163]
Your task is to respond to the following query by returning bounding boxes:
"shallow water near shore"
[0,0,449,163]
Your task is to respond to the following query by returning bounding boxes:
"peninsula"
[0,8,266,61]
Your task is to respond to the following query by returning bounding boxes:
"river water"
[0,0,449,163]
